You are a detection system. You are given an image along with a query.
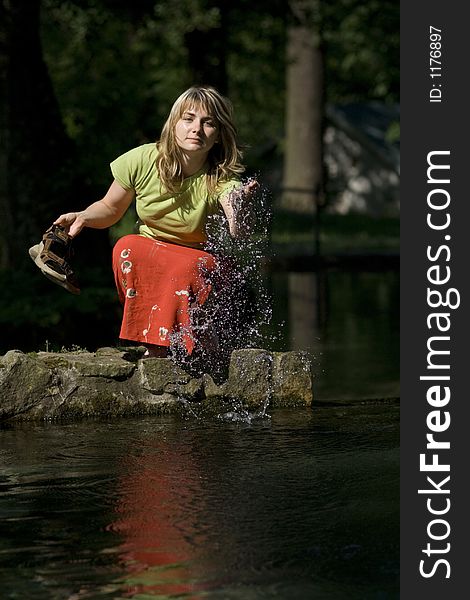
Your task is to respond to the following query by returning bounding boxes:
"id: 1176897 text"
[429,26,442,103]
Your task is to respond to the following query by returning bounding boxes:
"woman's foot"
[143,344,168,358]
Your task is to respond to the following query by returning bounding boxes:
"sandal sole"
[29,242,80,295]
[41,270,81,295]
[29,242,66,282]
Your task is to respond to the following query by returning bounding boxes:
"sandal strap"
[42,236,72,260]
[43,224,71,241]
[39,225,76,281]
[39,249,74,277]
[40,225,74,266]
[42,225,73,249]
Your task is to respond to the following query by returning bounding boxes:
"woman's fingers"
[243,178,259,196]
[54,213,76,226]
[53,212,84,237]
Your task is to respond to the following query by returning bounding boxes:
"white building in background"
[324,103,399,217]
[265,102,400,218]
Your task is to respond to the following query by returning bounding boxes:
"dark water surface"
[1,267,399,598]
[270,269,399,402]
[0,406,399,599]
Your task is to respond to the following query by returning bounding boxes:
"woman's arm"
[219,178,259,238]
[54,180,135,237]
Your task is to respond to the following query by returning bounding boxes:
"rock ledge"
[0,347,313,422]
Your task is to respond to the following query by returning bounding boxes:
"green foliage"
[39,0,284,184]
[0,265,120,354]
[39,0,398,192]
[40,0,189,191]
[386,121,400,144]
[321,0,399,103]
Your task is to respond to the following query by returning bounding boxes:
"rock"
[271,351,313,407]
[202,373,226,399]
[116,345,148,362]
[139,358,191,394]
[0,351,53,420]
[224,349,273,408]
[36,351,136,379]
[49,383,180,420]
[0,347,314,422]
[95,346,123,356]
[164,377,204,401]
[23,372,181,421]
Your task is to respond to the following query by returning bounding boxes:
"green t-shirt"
[110,143,239,248]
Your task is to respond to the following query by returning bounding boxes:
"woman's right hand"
[53,212,87,238]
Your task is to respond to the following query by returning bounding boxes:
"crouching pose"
[52,86,258,357]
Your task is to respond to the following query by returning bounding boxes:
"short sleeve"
[110,145,150,190]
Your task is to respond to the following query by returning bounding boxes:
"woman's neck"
[180,152,207,178]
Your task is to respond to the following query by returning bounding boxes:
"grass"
[271,210,400,255]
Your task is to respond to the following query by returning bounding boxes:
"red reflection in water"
[109,442,213,598]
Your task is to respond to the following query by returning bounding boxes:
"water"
[203,184,399,401]
[171,182,274,381]
[0,407,399,599]
[1,183,399,597]
[269,269,399,402]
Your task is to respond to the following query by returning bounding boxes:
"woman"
[53,86,258,357]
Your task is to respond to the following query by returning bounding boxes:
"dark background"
[0,0,399,354]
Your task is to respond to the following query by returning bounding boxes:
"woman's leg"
[112,235,173,353]
[112,234,217,355]
[143,344,168,358]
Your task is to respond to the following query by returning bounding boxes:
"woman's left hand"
[219,178,260,238]
[240,178,259,198]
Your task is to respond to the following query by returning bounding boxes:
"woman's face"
[174,105,219,156]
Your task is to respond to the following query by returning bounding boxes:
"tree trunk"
[0,0,13,268]
[0,0,78,269]
[282,11,324,215]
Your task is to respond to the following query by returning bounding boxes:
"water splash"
[176,391,272,425]
[171,180,282,382]
[217,395,272,424]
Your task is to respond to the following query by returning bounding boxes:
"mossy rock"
[37,351,136,379]
[139,358,191,394]
[271,351,313,407]
[0,351,52,419]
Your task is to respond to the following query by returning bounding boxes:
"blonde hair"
[156,86,245,195]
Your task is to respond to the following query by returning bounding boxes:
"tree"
[0,0,12,268]
[0,0,83,270]
[280,0,399,221]
[282,0,325,216]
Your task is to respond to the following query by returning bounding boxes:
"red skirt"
[112,235,216,354]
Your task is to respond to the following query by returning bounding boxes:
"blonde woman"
[53,86,258,357]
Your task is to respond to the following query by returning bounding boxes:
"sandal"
[29,225,80,295]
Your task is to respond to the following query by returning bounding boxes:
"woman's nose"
[191,120,202,133]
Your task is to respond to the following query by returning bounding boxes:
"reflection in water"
[110,439,208,598]
[288,272,318,351]
[274,269,399,402]
[0,267,399,599]
[0,410,399,599]
[288,271,328,352]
